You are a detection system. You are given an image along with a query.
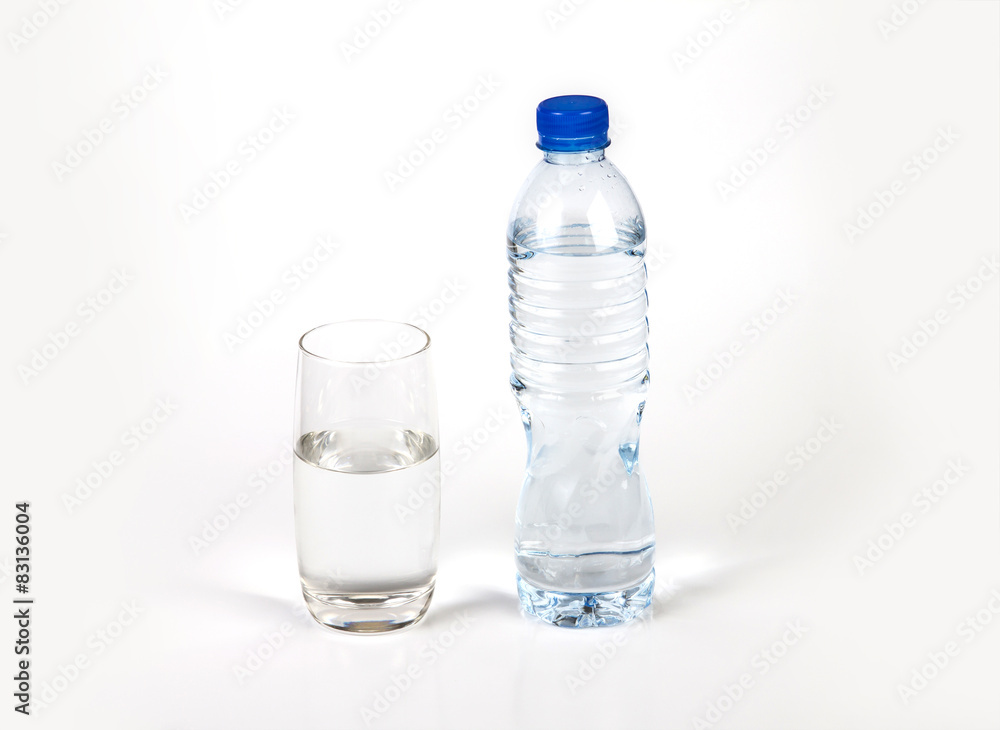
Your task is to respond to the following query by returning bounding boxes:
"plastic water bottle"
[508,95,655,627]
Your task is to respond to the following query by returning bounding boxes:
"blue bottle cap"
[536,95,610,152]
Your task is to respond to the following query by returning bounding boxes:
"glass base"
[516,570,654,628]
[302,583,434,634]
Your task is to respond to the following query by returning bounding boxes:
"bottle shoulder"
[507,156,645,245]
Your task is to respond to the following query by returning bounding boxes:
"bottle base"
[302,582,434,634]
[516,570,654,628]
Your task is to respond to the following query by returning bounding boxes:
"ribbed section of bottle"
[510,258,648,387]
[508,225,655,595]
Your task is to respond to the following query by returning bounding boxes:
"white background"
[1,1,998,728]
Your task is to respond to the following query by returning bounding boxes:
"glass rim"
[297,319,431,365]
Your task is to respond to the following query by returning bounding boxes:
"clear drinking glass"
[293,320,439,633]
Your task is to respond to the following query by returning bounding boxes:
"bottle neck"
[543,148,606,165]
